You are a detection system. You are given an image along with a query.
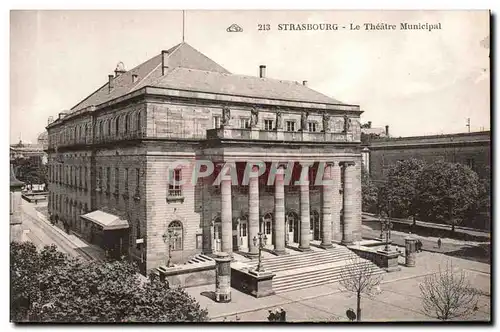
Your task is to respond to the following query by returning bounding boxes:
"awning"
[81,210,129,230]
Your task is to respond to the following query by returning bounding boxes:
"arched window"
[136,111,142,132]
[167,220,183,251]
[124,113,129,133]
[99,121,104,137]
[107,119,111,136]
[115,116,120,135]
[76,126,80,140]
[84,124,88,138]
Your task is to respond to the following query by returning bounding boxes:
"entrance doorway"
[213,217,222,253]
[287,211,299,243]
[239,215,248,251]
[261,213,273,247]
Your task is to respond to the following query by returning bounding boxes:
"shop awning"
[81,210,129,230]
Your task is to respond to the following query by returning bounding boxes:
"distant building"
[10,140,47,166]
[368,131,490,182]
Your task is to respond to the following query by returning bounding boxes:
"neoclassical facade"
[46,42,363,273]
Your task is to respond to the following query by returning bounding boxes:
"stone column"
[405,234,417,267]
[320,163,333,249]
[273,166,286,254]
[214,252,232,302]
[248,166,259,257]
[342,162,355,245]
[221,175,233,255]
[331,162,342,242]
[299,164,311,251]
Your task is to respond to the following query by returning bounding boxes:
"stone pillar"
[331,162,342,242]
[342,162,355,245]
[320,163,333,249]
[405,234,417,267]
[248,166,259,257]
[299,164,311,251]
[214,252,232,302]
[221,176,233,255]
[273,166,286,254]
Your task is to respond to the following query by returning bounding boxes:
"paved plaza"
[186,251,491,322]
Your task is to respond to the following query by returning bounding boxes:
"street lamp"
[252,232,267,272]
[162,229,179,267]
[381,214,393,252]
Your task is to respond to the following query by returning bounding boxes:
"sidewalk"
[24,202,106,262]
[363,212,489,237]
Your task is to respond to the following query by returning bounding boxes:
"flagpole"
[182,10,185,42]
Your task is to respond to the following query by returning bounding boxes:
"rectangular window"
[213,116,221,129]
[466,158,475,170]
[115,168,119,192]
[124,168,129,192]
[264,119,273,131]
[286,121,296,132]
[308,122,317,132]
[136,168,140,194]
[106,167,111,192]
[169,169,182,196]
[97,167,102,189]
[265,221,272,235]
[240,117,250,129]
[84,167,87,189]
[79,167,83,188]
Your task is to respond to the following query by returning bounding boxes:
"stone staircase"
[185,254,214,265]
[247,246,385,294]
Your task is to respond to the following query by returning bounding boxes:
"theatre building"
[46,42,363,273]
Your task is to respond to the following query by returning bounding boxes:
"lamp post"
[162,229,179,267]
[253,231,267,272]
[381,214,393,252]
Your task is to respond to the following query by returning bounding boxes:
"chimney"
[162,50,169,75]
[108,75,114,92]
[368,121,372,128]
[259,65,266,78]
[132,74,138,83]
[302,80,308,86]
[385,125,389,136]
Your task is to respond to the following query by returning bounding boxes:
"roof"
[81,210,129,230]
[69,42,347,113]
[142,67,344,104]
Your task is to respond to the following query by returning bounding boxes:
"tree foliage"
[378,159,425,219]
[10,242,208,323]
[415,161,480,230]
[361,167,379,213]
[419,261,479,320]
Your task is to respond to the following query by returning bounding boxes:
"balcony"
[206,127,356,143]
[49,130,146,149]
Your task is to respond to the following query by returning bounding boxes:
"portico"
[205,156,361,257]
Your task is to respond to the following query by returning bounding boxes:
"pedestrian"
[279,307,286,322]
[437,237,442,249]
[268,309,275,322]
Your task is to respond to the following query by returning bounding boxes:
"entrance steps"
[185,254,214,265]
[247,245,385,294]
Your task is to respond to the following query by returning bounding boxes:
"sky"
[10,10,490,143]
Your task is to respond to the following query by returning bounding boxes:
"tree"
[10,242,209,322]
[419,261,479,320]
[415,161,480,232]
[378,159,425,223]
[339,256,383,322]
[361,167,378,213]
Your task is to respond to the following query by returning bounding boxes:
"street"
[18,199,103,261]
